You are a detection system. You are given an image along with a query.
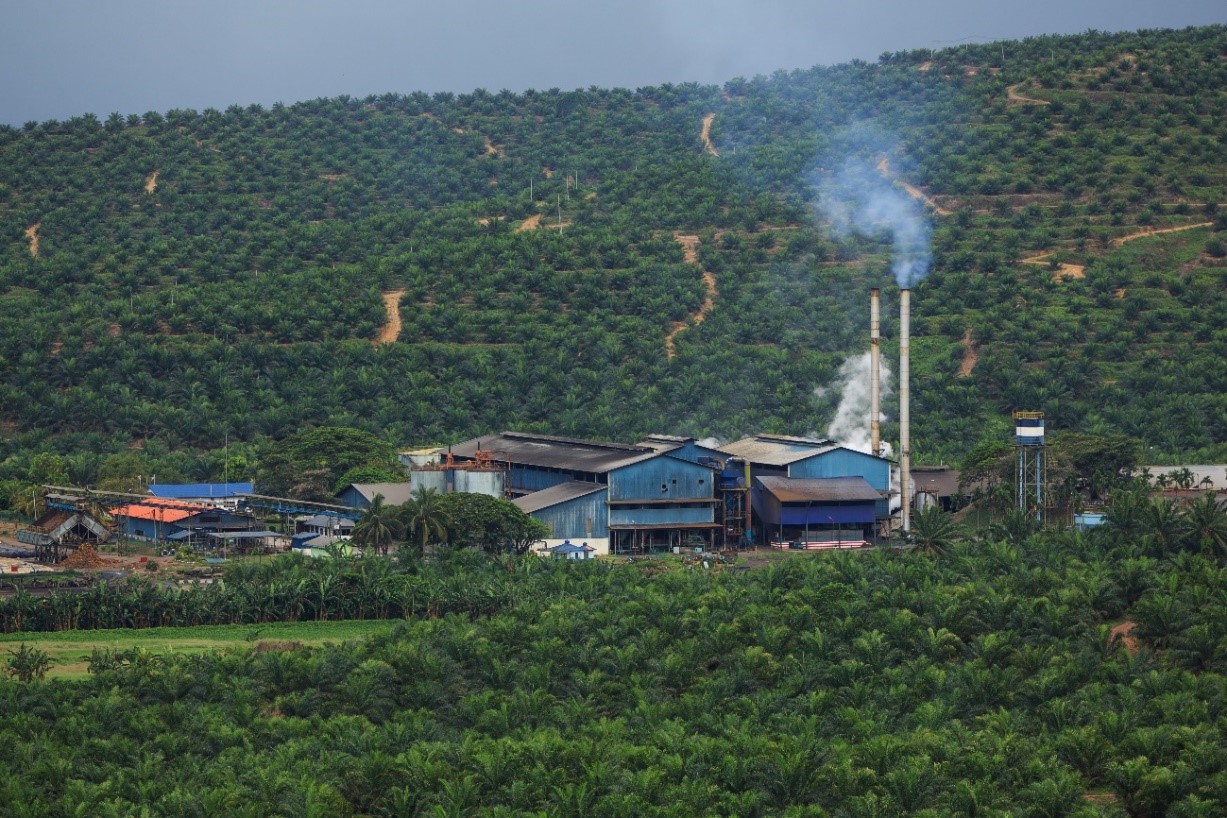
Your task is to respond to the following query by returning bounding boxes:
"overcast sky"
[2,1,1223,126]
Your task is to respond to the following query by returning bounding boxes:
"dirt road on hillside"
[664,234,718,359]
[875,158,951,216]
[1110,222,1213,247]
[700,113,719,157]
[375,290,406,345]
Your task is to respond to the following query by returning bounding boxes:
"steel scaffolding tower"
[1014,411,1045,522]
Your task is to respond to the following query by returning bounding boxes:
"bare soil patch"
[1110,221,1212,248]
[700,113,719,157]
[918,61,933,72]
[24,223,40,258]
[958,328,978,377]
[674,233,700,264]
[1110,620,1139,654]
[375,289,406,346]
[319,173,348,182]
[144,170,159,194]
[516,214,543,232]
[483,136,503,157]
[1018,250,1085,281]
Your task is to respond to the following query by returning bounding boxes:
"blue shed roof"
[546,541,595,554]
[514,481,607,514]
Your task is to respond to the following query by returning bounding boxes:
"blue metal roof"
[546,541,595,554]
[149,482,253,499]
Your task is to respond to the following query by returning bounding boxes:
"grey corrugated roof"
[513,481,607,514]
[911,466,961,497]
[719,434,842,466]
[757,476,883,503]
[347,483,414,505]
[638,435,686,453]
[450,432,661,474]
[301,514,355,530]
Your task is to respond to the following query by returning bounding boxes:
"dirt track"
[375,289,406,345]
[1006,83,1050,105]
[958,328,978,377]
[1110,221,1212,247]
[664,234,718,359]
[875,158,951,216]
[1019,251,1086,281]
[700,113,719,157]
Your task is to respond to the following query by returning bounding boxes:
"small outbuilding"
[335,482,413,510]
[755,476,881,548]
[542,540,596,560]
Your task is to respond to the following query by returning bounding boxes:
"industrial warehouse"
[9,287,940,561]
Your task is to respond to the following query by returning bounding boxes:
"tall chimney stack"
[900,288,911,534]
[870,288,881,458]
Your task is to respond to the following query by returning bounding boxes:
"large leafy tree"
[256,426,403,499]
[434,492,549,554]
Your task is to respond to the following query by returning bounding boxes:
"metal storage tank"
[411,468,448,495]
[453,469,505,498]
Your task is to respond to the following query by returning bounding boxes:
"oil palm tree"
[351,494,398,557]
[1180,492,1227,556]
[400,486,448,556]
[910,506,961,556]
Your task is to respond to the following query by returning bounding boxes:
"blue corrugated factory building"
[719,434,893,543]
[451,432,721,554]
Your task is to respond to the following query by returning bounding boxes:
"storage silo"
[411,467,448,495]
[453,468,506,498]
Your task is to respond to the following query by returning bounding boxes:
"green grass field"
[0,620,403,679]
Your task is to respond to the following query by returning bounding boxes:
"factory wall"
[509,464,578,494]
[529,488,609,543]
[608,456,716,502]
[656,441,727,466]
[790,450,891,492]
[609,505,714,527]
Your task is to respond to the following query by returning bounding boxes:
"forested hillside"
[1,25,1224,486]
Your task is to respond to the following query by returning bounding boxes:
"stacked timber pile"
[58,542,109,569]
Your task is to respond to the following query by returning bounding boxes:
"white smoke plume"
[696,436,725,450]
[815,140,932,288]
[819,351,893,456]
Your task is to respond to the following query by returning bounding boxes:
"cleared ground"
[0,619,402,679]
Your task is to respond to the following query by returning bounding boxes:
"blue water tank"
[1014,412,1044,446]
